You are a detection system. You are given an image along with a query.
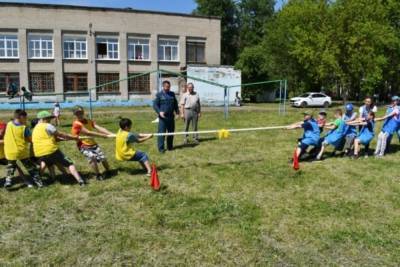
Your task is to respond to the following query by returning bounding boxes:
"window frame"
[158,38,179,62]
[128,72,150,95]
[28,34,54,59]
[128,37,150,61]
[0,73,20,93]
[96,37,119,61]
[96,73,120,93]
[29,72,55,93]
[63,36,88,60]
[64,73,88,92]
[0,35,19,59]
[186,40,206,64]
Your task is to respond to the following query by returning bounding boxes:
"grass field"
[0,104,399,266]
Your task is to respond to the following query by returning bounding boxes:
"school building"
[0,2,221,106]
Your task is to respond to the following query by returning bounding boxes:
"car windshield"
[299,94,310,98]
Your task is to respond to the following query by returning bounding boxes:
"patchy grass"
[0,104,399,265]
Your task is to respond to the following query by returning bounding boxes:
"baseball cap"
[392,96,399,101]
[345,103,354,111]
[37,110,54,119]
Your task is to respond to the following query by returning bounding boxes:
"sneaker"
[78,180,86,187]
[146,172,151,177]
[351,154,359,160]
[96,174,104,181]
[26,182,34,188]
[4,177,12,188]
[32,177,43,188]
[193,139,200,145]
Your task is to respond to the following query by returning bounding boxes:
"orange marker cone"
[293,149,300,171]
[150,164,160,191]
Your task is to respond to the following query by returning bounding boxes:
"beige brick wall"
[0,4,221,100]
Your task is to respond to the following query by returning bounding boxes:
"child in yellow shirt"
[4,109,43,188]
[115,118,153,176]
[32,111,85,186]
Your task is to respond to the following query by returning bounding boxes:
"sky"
[1,0,285,13]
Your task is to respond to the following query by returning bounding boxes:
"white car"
[290,92,332,108]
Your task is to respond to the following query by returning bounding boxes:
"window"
[128,38,150,61]
[313,94,326,98]
[64,73,88,92]
[28,35,53,59]
[63,37,87,59]
[0,73,19,93]
[96,73,119,93]
[186,41,205,64]
[29,73,55,93]
[158,39,179,61]
[96,37,119,60]
[0,35,18,59]
[128,73,150,94]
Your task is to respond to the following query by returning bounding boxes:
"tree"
[193,0,239,65]
[238,0,275,49]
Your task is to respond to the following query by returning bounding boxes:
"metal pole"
[157,66,161,92]
[283,80,288,115]
[224,86,228,120]
[279,80,282,115]
[89,89,93,120]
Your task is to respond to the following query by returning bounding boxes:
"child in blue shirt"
[287,111,321,161]
[342,103,358,155]
[346,111,375,159]
[374,97,400,157]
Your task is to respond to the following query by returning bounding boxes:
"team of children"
[0,107,153,189]
[3,97,400,188]
[289,96,400,162]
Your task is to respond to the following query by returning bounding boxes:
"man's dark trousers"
[158,117,175,151]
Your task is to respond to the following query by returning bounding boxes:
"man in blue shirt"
[153,80,179,153]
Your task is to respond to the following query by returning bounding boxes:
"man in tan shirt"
[180,83,201,144]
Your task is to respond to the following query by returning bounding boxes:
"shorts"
[38,150,74,168]
[79,145,106,163]
[129,151,149,163]
[0,158,7,165]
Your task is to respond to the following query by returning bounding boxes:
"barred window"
[128,73,150,94]
[29,73,55,93]
[64,73,88,92]
[0,73,19,93]
[96,73,119,93]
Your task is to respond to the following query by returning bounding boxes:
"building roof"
[0,2,221,20]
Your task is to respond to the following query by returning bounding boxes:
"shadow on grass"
[386,143,400,154]
[172,137,218,151]
[0,176,30,191]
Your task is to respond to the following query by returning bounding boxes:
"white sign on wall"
[187,66,241,105]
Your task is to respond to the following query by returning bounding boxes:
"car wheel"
[323,101,329,108]
[301,102,307,108]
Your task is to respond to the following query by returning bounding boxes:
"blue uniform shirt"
[343,112,357,137]
[301,119,320,146]
[382,106,400,134]
[153,90,179,118]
